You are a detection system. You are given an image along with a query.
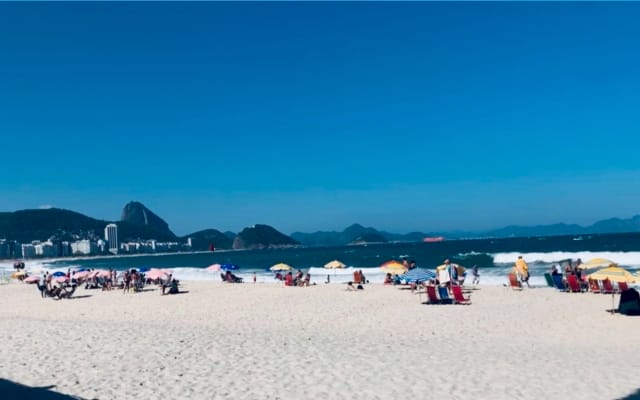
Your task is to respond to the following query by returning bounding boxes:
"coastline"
[1,281,638,399]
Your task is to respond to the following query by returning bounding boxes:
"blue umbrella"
[76,268,88,273]
[138,267,150,273]
[51,271,66,277]
[221,264,239,271]
[401,268,436,283]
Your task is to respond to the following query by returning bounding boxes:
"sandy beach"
[0,281,638,400]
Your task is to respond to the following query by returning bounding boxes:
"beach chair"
[437,286,454,304]
[451,285,471,305]
[588,279,600,294]
[508,273,522,290]
[618,282,629,292]
[601,279,615,294]
[566,275,583,293]
[424,285,441,304]
[543,273,555,288]
[552,275,567,291]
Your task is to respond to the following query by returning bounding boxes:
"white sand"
[0,281,638,399]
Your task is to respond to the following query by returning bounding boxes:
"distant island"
[2,200,640,260]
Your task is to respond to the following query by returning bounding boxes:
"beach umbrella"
[220,264,239,271]
[578,258,617,270]
[23,275,40,284]
[138,267,150,273]
[72,271,90,280]
[146,269,169,280]
[588,266,636,311]
[270,263,292,272]
[401,268,436,284]
[51,271,66,277]
[324,260,346,269]
[90,270,111,278]
[380,260,407,275]
[206,264,221,272]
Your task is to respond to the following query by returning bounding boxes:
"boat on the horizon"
[423,236,445,243]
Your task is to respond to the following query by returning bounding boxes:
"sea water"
[2,233,640,286]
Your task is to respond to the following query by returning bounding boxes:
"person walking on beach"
[252,272,257,283]
[515,256,530,288]
[472,265,480,285]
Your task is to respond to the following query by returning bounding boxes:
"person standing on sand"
[472,265,479,285]
[252,272,257,283]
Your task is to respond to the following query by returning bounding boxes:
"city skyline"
[2,2,640,235]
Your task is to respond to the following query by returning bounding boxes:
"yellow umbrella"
[578,258,617,270]
[380,260,407,275]
[587,266,636,312]
[587,266,635,283]
[324,260,346,269]
[270,263,293,272]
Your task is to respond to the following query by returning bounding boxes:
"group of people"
[274,270,312,287]
[550,258,584,280]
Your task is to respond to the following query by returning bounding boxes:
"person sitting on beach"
[359,270,367,284]
[302,273,311,287]
[383,273,393,285]
[284,272,294,287]
[274,272,283,281]
[170,279,179,294]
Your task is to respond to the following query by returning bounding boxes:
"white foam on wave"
[492,251,640,266]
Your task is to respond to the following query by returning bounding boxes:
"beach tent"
[324,260,346,269]
[618,288,640,316]
[400,268,436,284]
[270,263,292,272]
[380,260,407,275]
[588,266,636,311]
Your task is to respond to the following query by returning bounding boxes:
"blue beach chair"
[437,286,454,304]
[552,275,568,291]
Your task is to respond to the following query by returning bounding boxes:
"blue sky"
[1,2,640,235]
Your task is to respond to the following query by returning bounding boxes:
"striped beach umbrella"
[400,268,436,283]
[587,266,635,283]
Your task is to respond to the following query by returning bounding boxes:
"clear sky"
[1,2,640,235]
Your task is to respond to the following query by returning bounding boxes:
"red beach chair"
[425,286,441,304]
[566,275,583,293]
[601,279,615,294]
[451,285,471,305]
[588,279,600,294]
[618,282,629,292]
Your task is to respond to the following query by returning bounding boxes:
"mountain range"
[2,202,640,249]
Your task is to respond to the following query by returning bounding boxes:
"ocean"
[3,232,640,286]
